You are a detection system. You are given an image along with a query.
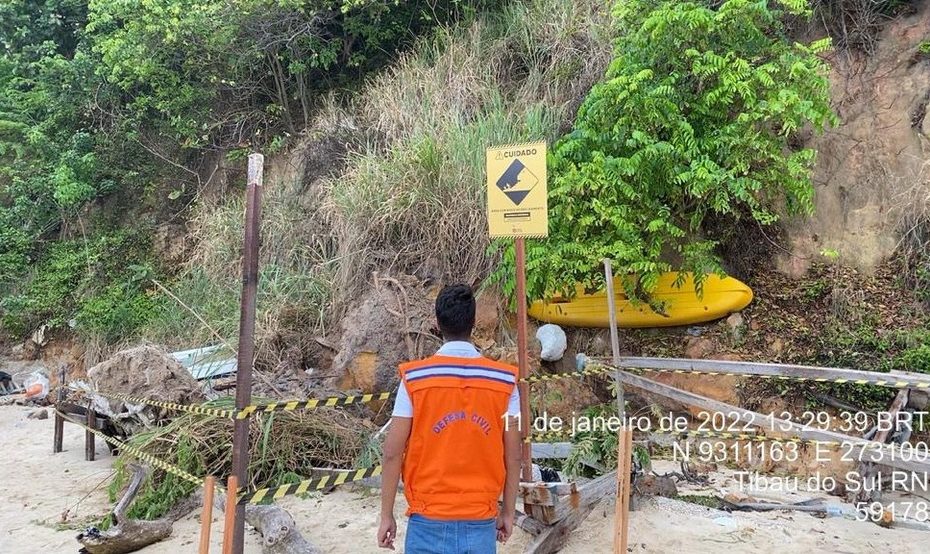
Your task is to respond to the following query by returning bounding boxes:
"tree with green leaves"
[495,0,836,302]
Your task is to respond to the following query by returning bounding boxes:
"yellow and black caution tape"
[521,366,612,384]
[520,364,930,390]
[99,393,236,418]
[234,392,395,420]
[97,390,396,420]
[56,410,206,488]
[236,465,383,505]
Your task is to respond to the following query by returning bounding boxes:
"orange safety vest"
[399,354,518,520]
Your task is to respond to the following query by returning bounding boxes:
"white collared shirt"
[391,341,521,418]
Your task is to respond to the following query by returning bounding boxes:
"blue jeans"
[405,514,497,554]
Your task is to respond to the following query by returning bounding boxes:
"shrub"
[0,233,160,341]
[495,0,837,302]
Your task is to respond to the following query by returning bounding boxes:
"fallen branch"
[77,464,199,554]
[78,464,321,553]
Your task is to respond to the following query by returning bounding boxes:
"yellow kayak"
[528,272,753,328]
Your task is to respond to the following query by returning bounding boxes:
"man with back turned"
[377,284,522,553]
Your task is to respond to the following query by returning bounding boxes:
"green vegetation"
[0,0,487,344]
[0,232,161,341]
[822,321,930,374]
[84,0,484,145]
[676,494,724,509]
[562,402,650,478]
[496,0,836,302]
[156,0,613,362]
[101,397,373,523]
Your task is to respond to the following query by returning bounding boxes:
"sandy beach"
[1,404,927,553]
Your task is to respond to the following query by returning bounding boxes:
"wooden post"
[230,153,263,554]
[515,237,533,482]
[614,427,633,554]
[222,475,238,554]
[603,259,624,419]
[199,476,216,554]
[85,405,96,461]
[53,366,65,454]
[53,412,64,454]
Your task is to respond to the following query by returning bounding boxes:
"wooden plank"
[611,357,930,388]
[522,481,579,524]
[526,471,617,554]
[614,370,930,474]
[620,430,632,550]
[521,482,577,504]
[614,428,632,554]
[855,389,909,505]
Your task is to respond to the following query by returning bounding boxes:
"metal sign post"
[230,153,263,553]
[486,141,548,482]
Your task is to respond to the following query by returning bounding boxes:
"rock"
[724,491,757,505]
[684,337,715,359]
[27,409,48,420]
[749,318,761,331]
[535,378,600,423]
[536,324,567,361]
[330,274,434,393]
[686,326,704,337]
[688,461,718,474]
[635,474,677,498]
[725,312,746,342]
[767,337,785,357]
[0,394,22,407]
[647,372,741,415]
[589,334,609,357]
[87,345,204,434]
[473,291,500,349]
[338,351,378,391]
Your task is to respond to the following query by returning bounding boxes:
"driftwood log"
[78,464,321,554]
[77,465,198,554]
[215,492,322,554]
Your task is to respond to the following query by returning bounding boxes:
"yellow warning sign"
[486,141,548,238]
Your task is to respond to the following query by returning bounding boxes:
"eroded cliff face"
[781,1,930,276]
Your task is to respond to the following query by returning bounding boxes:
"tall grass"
[323,0,613,309]
[142,0,613,363]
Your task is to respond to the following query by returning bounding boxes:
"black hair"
[435,284,475,339]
